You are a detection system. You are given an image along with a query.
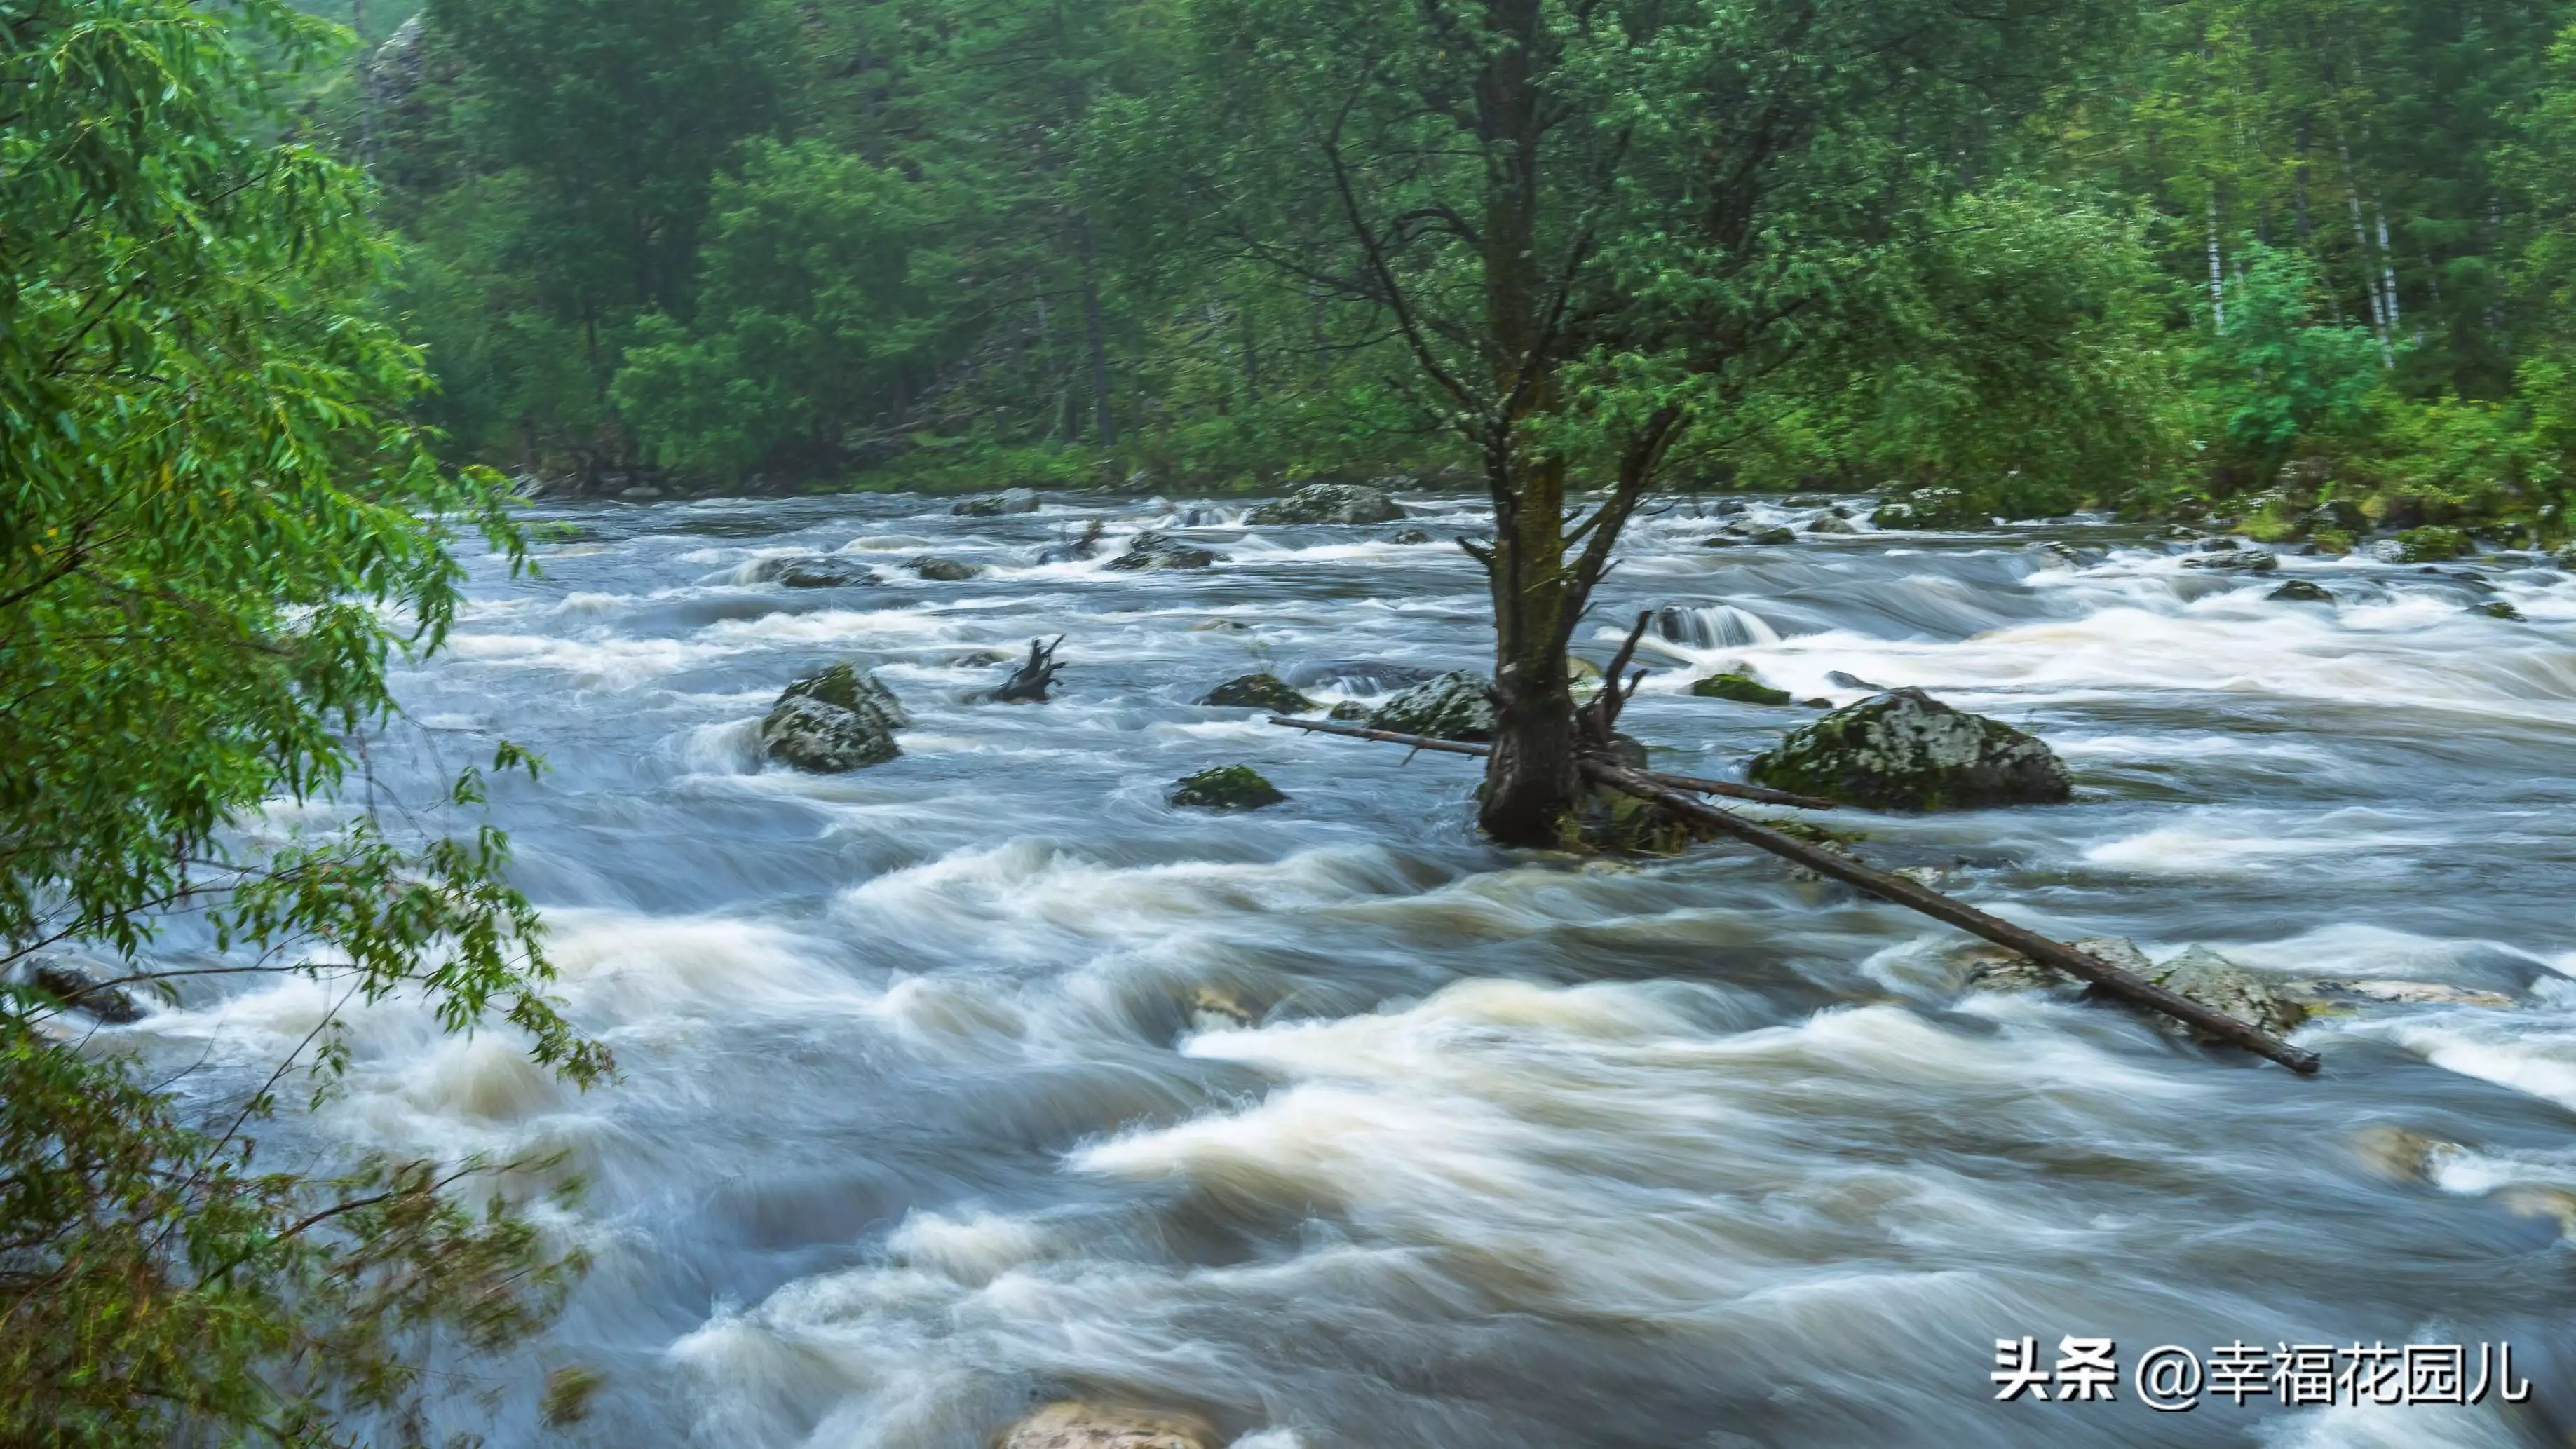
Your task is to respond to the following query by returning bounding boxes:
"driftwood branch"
[1580,762,2321,1075]
[1268,714,1838,810]
[1268,716,2322,1075]
[1580,610,1653,751]
[991,636,1065,703]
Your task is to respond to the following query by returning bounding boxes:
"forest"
[309,0,2576,542]
[7,0,2576,1443]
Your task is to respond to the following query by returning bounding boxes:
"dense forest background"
[281,0,2576,543]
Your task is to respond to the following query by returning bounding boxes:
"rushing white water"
[119,494,2576,1445]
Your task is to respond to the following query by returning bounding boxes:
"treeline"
[299,0,2576,538]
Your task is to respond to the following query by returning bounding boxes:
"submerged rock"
[1689,672,1792,705]
[1747,688,2070,811]
[1245,482,1406,525]
[759,662,907,772]
[1105,533,1226,571]
[1200,673,1315,712]
[908,555,982,581]
[1289,659,1440,695]
[752,555,874,587]
[2267,580,2335,603]
[1168,764,1287,810]
[28,956,143,1023]
[2475,600,2527,621]
[1366,670,1496,742]
[999,1403,1214,1449]
[1729,525,1797,546]
[2181,549,2278,572]
[952,487,1041,517]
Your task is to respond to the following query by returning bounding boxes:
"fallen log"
[1268,712,2321,1075]
[1580,761,2322,1075]
[1267,714,1838,810]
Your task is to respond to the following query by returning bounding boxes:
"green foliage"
[1,0,603,1441]
[613,140,941,479]
[2199,243,2386,473]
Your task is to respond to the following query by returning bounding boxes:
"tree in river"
[1121,0,2136,844]
[0,1,606,1441]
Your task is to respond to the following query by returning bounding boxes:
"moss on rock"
[1168,764,1287,810]
[1746,687,2070,811]
[759,662,908,772]
[1366,670,1496,741]
[1200,673,1316,711]
[1689,672,1792,705]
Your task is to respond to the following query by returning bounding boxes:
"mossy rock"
[752,555,875,587]
[2310,528,2357,555]
[1747,688,2070,811]
[2143,946,2310,1042]
[2475,600,2526,621]
[1563,786,1717,855]
[1168,765,1287,810]
[2181,549,2277,572]
[1326,700,1370,721]
[1871,487,1984,529]
[2373,526,2473,563]
[1366,670,1496,741]
[1244,482,1406,525]
[1690,672,1791,705]
[2267,580,2334,603]
[1106,533,1227,571]
[1200,672,1315,712]
[908,555,982,581]
[759,663,908,772]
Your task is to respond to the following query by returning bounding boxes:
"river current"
[137,490,2576,1447]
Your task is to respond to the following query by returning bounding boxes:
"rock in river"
[1690,672,1792,705]
[1105,533,1226,571]
[952,487,1041,517]
[1169,765,1287,810]
[907,555,982,581]
[752,555,874,587]
[998,1401,1214,1449]
[27,955,143,1023]
[2268,580,2334,603]
[1200,673,1316,712]
[759,662,907,772]
[1367,670,1496,742]
[1245,482,1406,525]
[1747,688,2070,810]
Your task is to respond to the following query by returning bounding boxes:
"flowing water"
[130,492,2576,1447]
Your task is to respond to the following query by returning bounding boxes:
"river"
[141,489,2576,1447]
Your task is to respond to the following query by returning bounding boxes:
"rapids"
[133,493,2576,1446]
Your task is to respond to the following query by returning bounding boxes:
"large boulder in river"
[1105,533,1226,571]
[1367,670,1496,742]
[999,1401,1214,1449]
[1200,673,1315,712]
[759,663,907,772]
[1747,688,2070,810]
[1245,482,1405,526]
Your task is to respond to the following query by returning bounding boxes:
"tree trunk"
[2338,132,2394,366]
[1472,0,1584,847]
[1074,210,1117,447]
[2205,191,2228,331]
